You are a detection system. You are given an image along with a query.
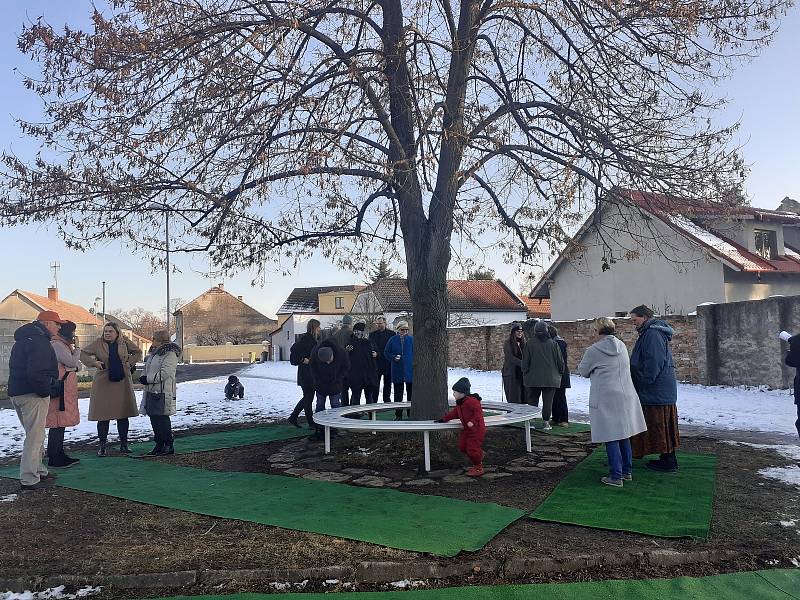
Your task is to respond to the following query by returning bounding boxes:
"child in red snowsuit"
[437,377,486,477]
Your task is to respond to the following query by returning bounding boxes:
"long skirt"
[631,404,680,458]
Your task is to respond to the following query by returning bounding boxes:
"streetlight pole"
[148,202,171,335]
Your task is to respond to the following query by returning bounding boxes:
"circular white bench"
[312,401,540,472]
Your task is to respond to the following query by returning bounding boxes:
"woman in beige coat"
[82,322,142,456]
[138,330,181,456]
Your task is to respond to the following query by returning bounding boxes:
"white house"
[351,278,528,327]
[530,189,800,320]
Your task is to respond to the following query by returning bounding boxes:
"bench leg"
[325,426,331,454]
[423,430,431,472]
[525,420,532,453]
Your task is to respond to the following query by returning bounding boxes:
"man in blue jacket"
[7,311,63,490]
[383,320,413,419]
[628,305,680,472]
[784,334,800,439]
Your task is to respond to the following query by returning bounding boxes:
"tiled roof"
[523,297,551,318]
[530,189,800,299]
[365,278,526,312]
[277,285,365,314]
[13,290,100,325]
[625,190,800,274]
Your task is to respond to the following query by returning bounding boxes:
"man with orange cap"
[7,310,63,490]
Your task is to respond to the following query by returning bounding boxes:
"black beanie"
[318,346,334,362]
[353,322,366,332]
[452,377,471,395]
[59,320,77,341]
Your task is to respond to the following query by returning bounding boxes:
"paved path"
[0,362,248,410]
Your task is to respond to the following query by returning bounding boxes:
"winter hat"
[58,320,77,341]
[228,375,239,383]
[318,346,334,362]
[353,321,366,332]
[510,322,523,333]
[534,320,549,336]
[396,320,409,330]
[342,315,354,326]
[452,377,471,395]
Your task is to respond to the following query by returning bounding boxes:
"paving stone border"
[0,550,743,592]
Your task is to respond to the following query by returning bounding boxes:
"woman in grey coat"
[577,318,647,487]
[138,330,181,456]
[521,319,564,429]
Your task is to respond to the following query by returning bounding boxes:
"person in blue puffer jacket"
[628,305,680,472]
[383,320,413,419]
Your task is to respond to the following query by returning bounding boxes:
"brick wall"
[446,314,700,384]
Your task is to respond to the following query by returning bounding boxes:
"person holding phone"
[82,322,142,456]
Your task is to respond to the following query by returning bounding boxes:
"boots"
[118,441,132,454]
[146,444,165,456]
[466,464,485,477]
[161,442,175,456]
[646,452,679,473]
[97,440,108,457]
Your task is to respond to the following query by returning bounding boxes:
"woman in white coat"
[138,330,181,456]
[577,318,647,487]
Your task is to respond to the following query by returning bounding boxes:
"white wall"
[724,269,800,302]
[549,210,726,320]
[271,314,343,361]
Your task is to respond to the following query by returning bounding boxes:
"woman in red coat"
[437,377,486,477]
[46,321,82,467]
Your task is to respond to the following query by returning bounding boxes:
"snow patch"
[0,494,18,503]
[389,580,426,589]
[758,466,800,488]
[1,586,102,600]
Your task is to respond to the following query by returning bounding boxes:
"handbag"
[50,372,70,411]
[143,362,166,416]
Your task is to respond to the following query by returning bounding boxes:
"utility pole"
[101,281,106,323]
[50,261,60,288]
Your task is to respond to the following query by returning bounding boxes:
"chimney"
[47,287,59,302]
[217,283,224,291]
[237,296,243,301]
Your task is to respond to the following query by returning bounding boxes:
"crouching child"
[436,377,486,477]
[225,375,245,400]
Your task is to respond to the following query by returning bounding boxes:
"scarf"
[107,340,125,382]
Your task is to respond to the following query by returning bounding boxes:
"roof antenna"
[50,261,60,289]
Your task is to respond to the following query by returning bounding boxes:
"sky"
[0,2,798,319]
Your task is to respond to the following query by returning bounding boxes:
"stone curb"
[0,550,741,592]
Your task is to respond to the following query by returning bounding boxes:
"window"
[754,229,778,260]
[335,296,344,309]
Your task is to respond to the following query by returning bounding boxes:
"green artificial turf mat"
[128,424,307,456]
[148,569,800,599]
[531,447,716,539]
[510,419,591,436]
[2,457,523,556]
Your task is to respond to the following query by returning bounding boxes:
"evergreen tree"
[370,259,399,282]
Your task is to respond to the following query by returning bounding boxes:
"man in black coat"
[368,317,394,403]
[7,311,63,490]
[784,334,800,439]
[347,322,379,406]
[287,319,321,428]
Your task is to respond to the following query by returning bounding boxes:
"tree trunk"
[408,271,450,419]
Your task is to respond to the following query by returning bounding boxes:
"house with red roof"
[530,189,800,320]
[352,278,527,328]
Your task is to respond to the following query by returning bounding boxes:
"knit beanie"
[59,320,77,341]
[396,320,409,330]
[353,322,366,332]
[452,377,471,395]
[510,322,523,333]
[342,315,354,326]
[318,346,334,362]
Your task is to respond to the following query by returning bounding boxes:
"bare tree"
[110,307,166,341]
[0,0,789,416]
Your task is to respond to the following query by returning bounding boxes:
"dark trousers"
[339,377,351,406]
[47,427,65,460]
[290,382,315,425]
[393,381,412,418]
[551,388,569,423]
[350,385,378,405]
[526,387,556,421]
[97,418,129,442]
[378,371,392,403]
[149,415,173,446]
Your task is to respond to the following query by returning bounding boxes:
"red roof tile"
[523,297,551,318]
[365,278,526,312]
[15,290,101,325]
